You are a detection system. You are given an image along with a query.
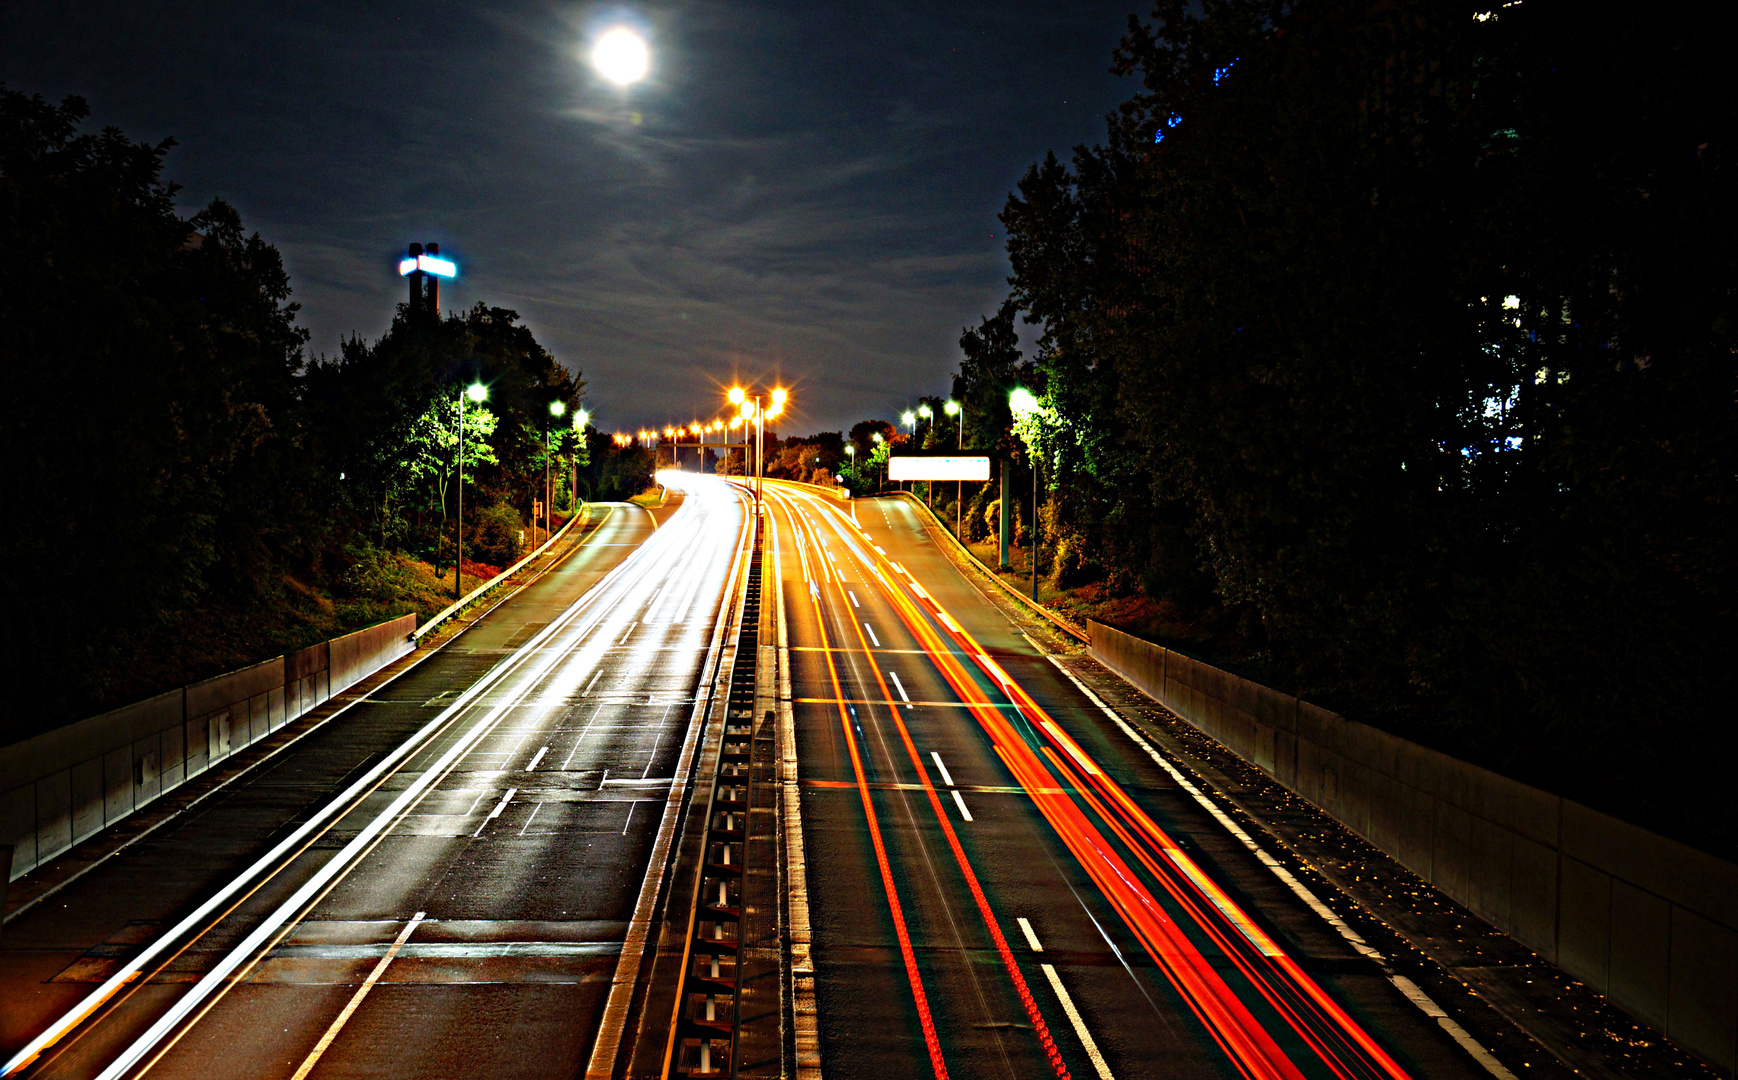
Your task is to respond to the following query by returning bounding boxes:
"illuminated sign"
[399,254,457,278]
[887,455,991,481]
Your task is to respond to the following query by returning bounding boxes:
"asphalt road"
[0,482,749,1080]
[762,481,1502,1080]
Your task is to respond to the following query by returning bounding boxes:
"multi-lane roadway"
[1,471,1526,1080]
[760,479,1500,1080]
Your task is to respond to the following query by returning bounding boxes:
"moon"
[591,27,649,86]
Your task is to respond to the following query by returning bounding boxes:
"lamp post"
[726,385,787,514]
[871,431,884,491]
[457,381,488,600]
[1009,387,1041,600]
[943,399,963,539]
[546,400,565,542]
[916,403,934,505]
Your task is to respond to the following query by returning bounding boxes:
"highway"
[1,470,1535,1080]
[0,480,751,1080]
[760,480,1501,1080]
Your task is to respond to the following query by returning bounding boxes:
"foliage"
[469,502,525,568]
[981,2,1738,850]
[0,87,590,738]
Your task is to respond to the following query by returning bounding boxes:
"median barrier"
[1087,619,1738,1074]
[0,612,415,887]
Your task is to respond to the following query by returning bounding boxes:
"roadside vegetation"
[866,4,1737,856]
[0,87,651,740]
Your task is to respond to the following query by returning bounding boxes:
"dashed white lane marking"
[526,745,549,771]
[474,787,517,836]
[848,589,860,608]
[888,670,913,709]
[930,751,955,787]
[1045,656,1519,1080]
[1042,965,1116,1080]
[1017,917,1115,1079]
[618,620,639,645]
[289,911,426,1080]
[950,789,974,822]
[582,670,603,697]
[518,801,544,836]
[863,622,881,647]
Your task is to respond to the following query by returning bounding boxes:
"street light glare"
[592,27,649,86]
[466,383,488,403]
[771,388,787,407]
[728,387,746,405]
[1009,387,1040,415]
[944,400,960,416]
[549,400,565,416]
[902,410,916,426]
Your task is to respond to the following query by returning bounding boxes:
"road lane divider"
[930,752,955,787]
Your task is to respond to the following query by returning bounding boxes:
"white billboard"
[887,455,991,481]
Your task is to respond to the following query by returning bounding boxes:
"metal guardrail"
[411,503,591,643]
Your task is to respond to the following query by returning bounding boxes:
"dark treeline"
[0,88,646,740]
[959,3,1736,851]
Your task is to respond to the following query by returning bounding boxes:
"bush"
[469,502,524,567]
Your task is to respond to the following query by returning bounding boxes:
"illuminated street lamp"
[944,399,964,537]
[455,381,488,600]
[725,385,789,510]
[544,400,566,540]
[1009,387,1042,599]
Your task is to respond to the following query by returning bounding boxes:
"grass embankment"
[105,547,503,712]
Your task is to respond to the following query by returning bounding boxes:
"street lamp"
[943,399,965,537]
[725,385,789,511]
[1009,387,1042,600]
[456,381,488,601]
[545,400,566,540]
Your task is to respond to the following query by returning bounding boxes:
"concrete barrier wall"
[0,613,415,885]
[1088,620,1738,1075]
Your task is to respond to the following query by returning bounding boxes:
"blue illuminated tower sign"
[400,242,456,319]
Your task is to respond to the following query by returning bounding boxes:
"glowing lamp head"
[1009,387,1040,415]
[871,432,883,444]
[576,409,589,428]
[846,445,856,456]
[592,27,649,86]
[943,400,960,416]
[901,410,916,426]
[738,401,754,421]
[770,388,787,408]
[917,404,932,419]
[728,387,746,405]
[465,383,488,403]
[549,400,566,417]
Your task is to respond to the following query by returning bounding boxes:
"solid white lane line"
[863,622,881,647]
[526,745,549,771]
[950,789,974,822]
[1016,917,1043,953]
[518,802,544,836]
[1041,964,1116,1080]
[888,670,913,709]
[1044,655,1518,1080]
[288,911,426,1080]
[930,751,955,788]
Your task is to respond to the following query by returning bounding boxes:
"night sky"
[1,1,1135,434]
